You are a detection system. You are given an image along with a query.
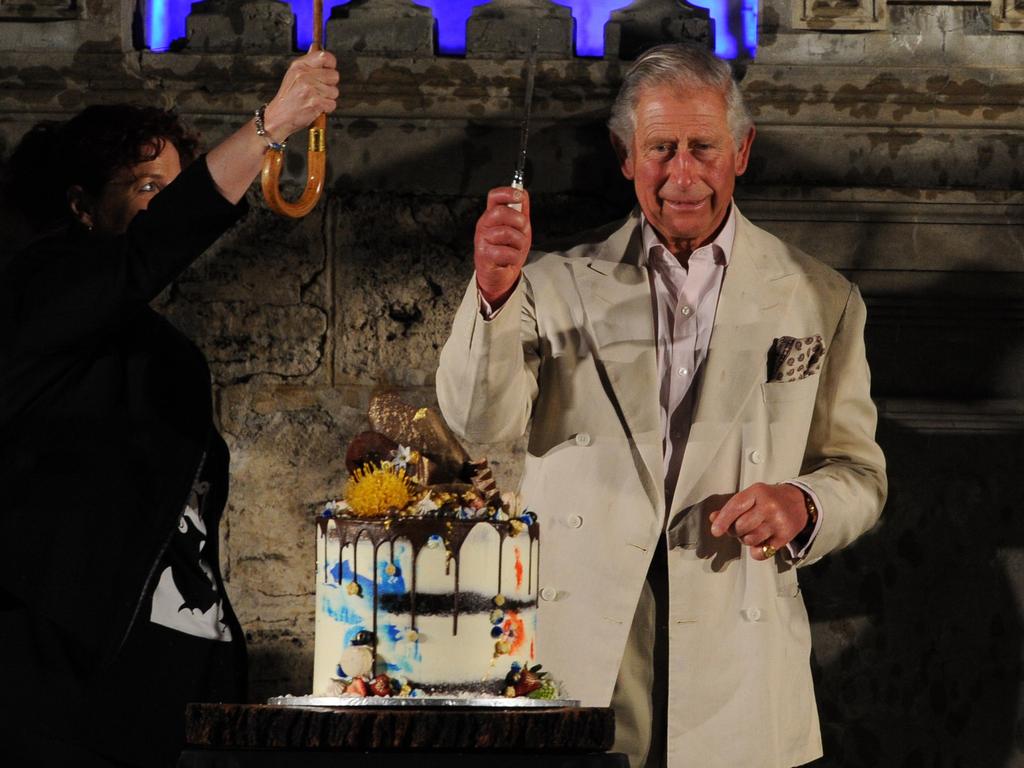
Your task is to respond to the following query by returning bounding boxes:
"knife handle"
[508,176,524,212]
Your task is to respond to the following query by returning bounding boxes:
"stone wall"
[1,1,1022,764]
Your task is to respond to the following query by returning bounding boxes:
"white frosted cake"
[310,392,552,700]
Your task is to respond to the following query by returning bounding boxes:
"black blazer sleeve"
[2,155,247,358]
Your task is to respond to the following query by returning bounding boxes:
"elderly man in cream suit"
[437,43,886,768]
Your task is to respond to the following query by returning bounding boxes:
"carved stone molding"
[603,0,712,60]
[186,0,294,54]
[465,0,574,59]
[327,0,434,57]
[793,0,888,31]
[991,0,1024,31]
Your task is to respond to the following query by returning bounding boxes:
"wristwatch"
[794,488,818,545]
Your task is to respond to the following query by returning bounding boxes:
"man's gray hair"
[608,43,753,152]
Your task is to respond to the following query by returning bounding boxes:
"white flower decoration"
[415,495,440,514]
[391,445,414,470]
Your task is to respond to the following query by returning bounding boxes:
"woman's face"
[73,141,182,235]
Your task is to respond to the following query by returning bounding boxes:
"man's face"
[618,84,754,257]
[75,141,182,235]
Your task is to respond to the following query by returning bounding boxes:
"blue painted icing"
[320,592,366,625]
[383,623,404,643]
[377,559,407,595]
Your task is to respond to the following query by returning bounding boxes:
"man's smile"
[662,197,708,211]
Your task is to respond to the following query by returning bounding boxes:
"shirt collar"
[639,203,736,270]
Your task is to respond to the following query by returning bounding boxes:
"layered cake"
[312,392,550,699]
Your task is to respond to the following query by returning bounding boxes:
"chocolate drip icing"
[372,540,381,676]
[497,529,504,596]
[317,515,540,670]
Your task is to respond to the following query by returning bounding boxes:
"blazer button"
[540,587,557,601]
[575,432,591,447]
[567,514,583,529]
[748,449,763,464]
[744,607,762,622]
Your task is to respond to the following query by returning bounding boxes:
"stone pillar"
[604,0,712,60]
[186,0,294,53]
[326,0,435,57]
[466,0,574,59]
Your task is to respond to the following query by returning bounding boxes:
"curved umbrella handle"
[261,0,327,218]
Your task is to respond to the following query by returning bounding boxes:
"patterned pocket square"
[767,334,825,383]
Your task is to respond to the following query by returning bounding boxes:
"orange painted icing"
[514,546,524,589]
[502,611,526,654]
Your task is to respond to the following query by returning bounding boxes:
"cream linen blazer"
[437,207,887,768]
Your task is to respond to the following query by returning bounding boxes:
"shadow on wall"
[801,265,1024,766]
[324,117,637,241]
[803,420,1024,767]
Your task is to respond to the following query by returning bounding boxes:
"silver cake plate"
[268,694,579,708]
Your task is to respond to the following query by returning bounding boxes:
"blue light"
[296,0,352,50]
[146,0,178,52]
[741,0,758,57]
[144,0,755,59]
[415,0,490,55]
[687,0,733,59]
[549,0,631,57]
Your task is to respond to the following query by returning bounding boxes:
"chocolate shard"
[345,431,399,475]
[468,458,501,504]
[368,391,470,483]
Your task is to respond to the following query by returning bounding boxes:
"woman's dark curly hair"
[5,104,199,233]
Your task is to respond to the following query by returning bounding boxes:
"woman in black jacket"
[0,49,338,767]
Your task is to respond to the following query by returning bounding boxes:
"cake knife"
[509,31,540,213]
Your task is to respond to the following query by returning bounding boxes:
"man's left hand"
[709,483,807,560]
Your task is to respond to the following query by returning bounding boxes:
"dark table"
[179,702,627,768]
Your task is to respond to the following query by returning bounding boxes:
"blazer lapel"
[672,211,798,512]
[568,213,664,515]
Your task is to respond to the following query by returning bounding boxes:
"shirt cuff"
[784,481,822,562]
[477,289,500,320]
[476,275,521,320]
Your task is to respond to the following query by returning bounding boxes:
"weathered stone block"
[186,0,294,54]
[217,381,366,700]
[326,0,435,57]
[330,191,480,387]
[155,202,331,385]
[0,0,78,21]
[604,0,713,60]
[466,0,574,59]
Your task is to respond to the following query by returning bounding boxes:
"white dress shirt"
[639,210,733,507]
[639,206,821,556]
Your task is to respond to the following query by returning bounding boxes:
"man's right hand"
[474,186,532,309]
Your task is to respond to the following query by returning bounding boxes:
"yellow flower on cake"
[344,463,416,517]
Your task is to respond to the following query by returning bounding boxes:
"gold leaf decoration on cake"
[345,463,415,517]
[368,391,470,483]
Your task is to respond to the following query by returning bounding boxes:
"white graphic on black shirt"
[150,504,233,641]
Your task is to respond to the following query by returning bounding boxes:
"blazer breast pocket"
[761,372,821,405]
